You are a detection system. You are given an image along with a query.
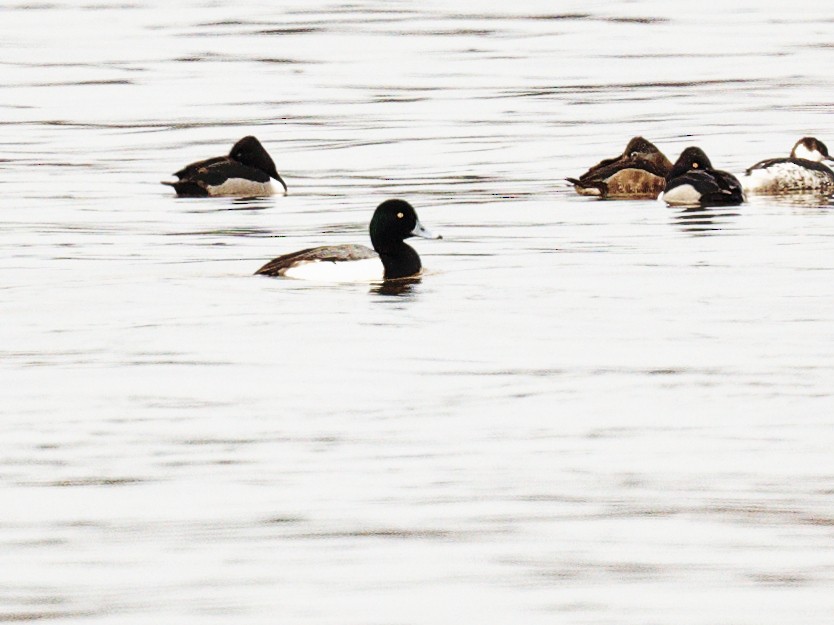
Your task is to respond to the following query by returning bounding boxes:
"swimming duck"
[661,147,744,206]
[567,136,672,199]
[740,137,834,195]
[255,199,441,282]
[162,136,287,197]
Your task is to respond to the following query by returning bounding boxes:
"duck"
[567,136,672,199]
[740,137,834,195]
[661,147,744,206]
[162,136,287,197]
[255,199,441,282]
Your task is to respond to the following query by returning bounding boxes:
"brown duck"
[567,136,672,199]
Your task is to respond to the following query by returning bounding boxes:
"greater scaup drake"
[255,199,441,282]
[661,147,744,206]
[567,136,672,199]
[740,137,834,195]
[162,136,287,197]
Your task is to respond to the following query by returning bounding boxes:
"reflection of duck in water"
[162,136,287,197]
[567,137,672,199]
[671,205,740,235]
[255,199,441,282]
[740,137,834,195]
[661,147,744,207]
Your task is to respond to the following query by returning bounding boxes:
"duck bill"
[411,220,441,240]
[273,172,288,192]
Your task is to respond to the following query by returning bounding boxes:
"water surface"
[2,1,834,624]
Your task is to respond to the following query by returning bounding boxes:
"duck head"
[623,136,661,158]
[230,136,288,191]
[370,199,441,253]
[791,137,833,163]
[669,147,714,179]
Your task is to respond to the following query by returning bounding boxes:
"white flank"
[281,257,385,282]
[207,179,274,197]
[661,184,702,206]
[741,162,834,194]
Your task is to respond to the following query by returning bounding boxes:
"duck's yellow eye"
[397,212,404,218]
[692,162,699,168]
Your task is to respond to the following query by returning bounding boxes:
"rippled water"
[2,1,834,623]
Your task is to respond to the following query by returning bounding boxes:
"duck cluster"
[567,136,834,205]
[163,134,834,283]
[162,136,439,283]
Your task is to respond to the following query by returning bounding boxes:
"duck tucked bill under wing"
[566,137,672,198]
[164,161,273,197]
[741,158,834,194]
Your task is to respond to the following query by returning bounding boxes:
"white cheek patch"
[792,144,824,162]
[207,179,274,197]
[281,257,385,282]
[662,184,702,206]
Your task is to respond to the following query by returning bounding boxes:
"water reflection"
[229,197,278,210]
[670,206,740,235]
[175,197,276,213]
[371,277,421,296]
[6,2,834,624]
[745,193,834,209]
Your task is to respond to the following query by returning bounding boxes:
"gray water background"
[2,1,834,623]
